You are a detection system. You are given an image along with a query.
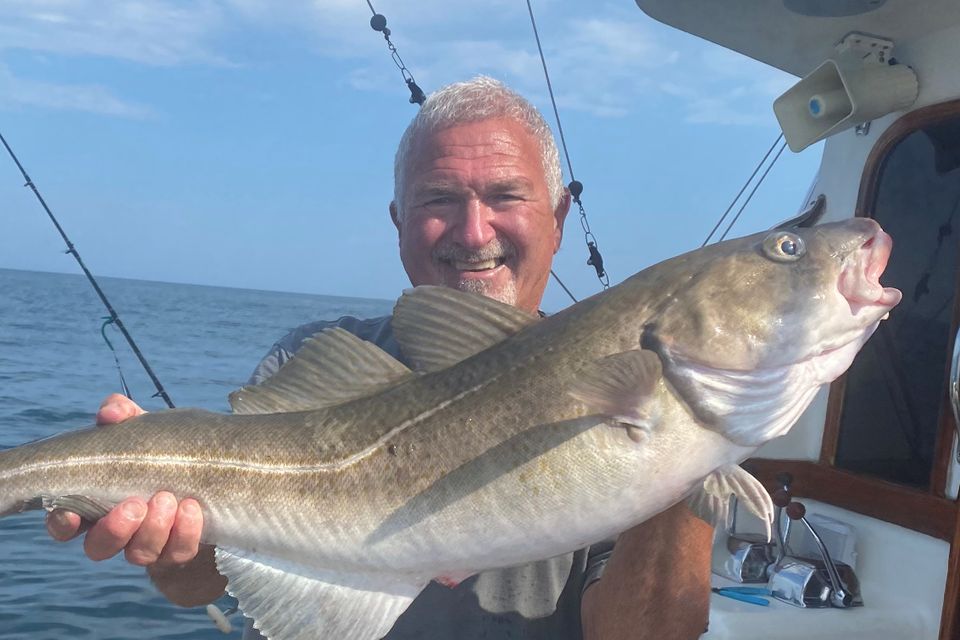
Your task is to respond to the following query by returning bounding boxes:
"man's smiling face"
[391,118,569,314]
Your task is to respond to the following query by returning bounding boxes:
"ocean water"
[0,268,393,639]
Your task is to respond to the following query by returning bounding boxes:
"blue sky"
[0,0,823,311]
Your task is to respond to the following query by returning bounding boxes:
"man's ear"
[390,201,402,241]
[553,190,572,254]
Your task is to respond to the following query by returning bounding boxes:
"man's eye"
[425,196,456,206]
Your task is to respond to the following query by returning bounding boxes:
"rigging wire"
[702,133,784,247]
[365,2,426,105]
[525,0,575,183]
[0,130,175,409]
[717,139,788,242]
[525,0,608,294]
[364,0,580,304]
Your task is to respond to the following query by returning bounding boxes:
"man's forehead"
[410,119,537,159]
[412,175,535,193]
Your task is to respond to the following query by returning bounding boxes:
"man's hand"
[45,394,226,606]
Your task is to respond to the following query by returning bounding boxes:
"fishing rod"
[0,131,175,409]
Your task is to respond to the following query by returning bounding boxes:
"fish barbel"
[0,218,900,639]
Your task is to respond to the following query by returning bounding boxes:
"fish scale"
[0,219,900,640]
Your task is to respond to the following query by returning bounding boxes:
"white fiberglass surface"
[705,500,948,639]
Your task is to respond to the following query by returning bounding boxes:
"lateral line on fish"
[0,377,498,481]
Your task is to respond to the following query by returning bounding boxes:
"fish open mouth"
[837,225,902,316]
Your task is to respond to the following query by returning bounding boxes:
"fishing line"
[0,130,175,409]
[100,317,132,399]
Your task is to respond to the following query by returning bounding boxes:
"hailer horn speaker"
[773,58,918,152]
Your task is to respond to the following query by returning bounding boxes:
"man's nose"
[452,199,496,249]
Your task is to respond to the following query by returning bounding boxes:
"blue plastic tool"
[711,586,772,606]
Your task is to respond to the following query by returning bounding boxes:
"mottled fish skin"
[0,218,900,639]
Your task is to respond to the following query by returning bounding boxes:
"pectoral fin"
[687,464,774,540]
[215,547,426,640]
[568,349,663,439]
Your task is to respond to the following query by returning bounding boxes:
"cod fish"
[0,218,900,640]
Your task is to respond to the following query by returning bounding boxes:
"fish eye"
[762,231,806,262]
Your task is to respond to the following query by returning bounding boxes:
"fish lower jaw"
[838,225,901,312]
[806,326,879,384]
[846,294,901,320]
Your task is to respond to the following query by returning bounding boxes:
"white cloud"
[361,13,680,119]
[564,17,680,67]
[414,39,544,89]
[663,48,795,125]
[685,95,771,126]
[0,0,230,66]
[0,63,154,117]
[355,7,785,124]
[0,0,796,125]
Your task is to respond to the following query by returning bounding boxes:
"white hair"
[393,76,564,218]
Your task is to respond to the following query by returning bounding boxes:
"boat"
[3,1,957,636]
[633,1,960,638]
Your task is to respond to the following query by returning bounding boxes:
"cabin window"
[833,114,960,487]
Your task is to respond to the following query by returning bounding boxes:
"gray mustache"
[433,240,516,264]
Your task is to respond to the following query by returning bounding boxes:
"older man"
[48,77,712,639]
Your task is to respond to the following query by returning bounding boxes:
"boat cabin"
[634,1,960,638]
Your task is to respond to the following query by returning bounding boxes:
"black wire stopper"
[526,0,608,290]
[366,3,425,105]
[362,0,579,304]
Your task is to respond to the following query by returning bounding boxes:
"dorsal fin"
[229,328,412,415]
[392,286,539,373]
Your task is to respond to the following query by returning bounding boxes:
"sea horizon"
[0,266,395,305]
[0,268,399,638]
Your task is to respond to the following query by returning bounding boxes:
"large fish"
[0,218,900,640]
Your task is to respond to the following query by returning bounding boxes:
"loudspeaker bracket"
[836,32,895,65]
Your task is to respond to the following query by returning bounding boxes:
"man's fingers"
[46,509,86,542]
[123,492,179,566]
[156,498,204,565]
[50,387,146,545]
[96,393,146,426]
[83,499,148,561]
